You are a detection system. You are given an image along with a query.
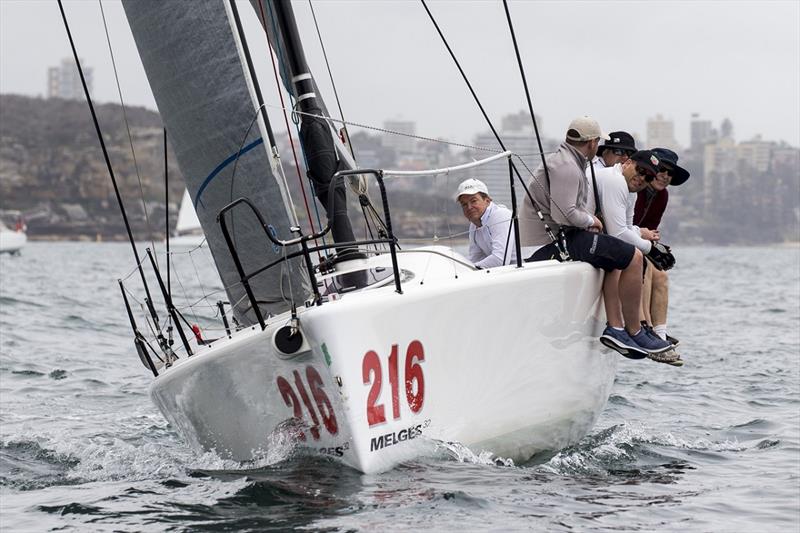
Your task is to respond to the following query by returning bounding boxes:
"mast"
[258,0,359,251]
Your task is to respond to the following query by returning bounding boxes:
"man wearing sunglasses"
[634,148,691,345]
[592,131,638,170]
[521,118,673,360]
[593,150,679,364]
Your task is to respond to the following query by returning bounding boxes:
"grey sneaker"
[630,328,673,354]
[648,348,684,366]
[600,326,648,360]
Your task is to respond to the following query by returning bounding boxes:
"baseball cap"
[629,150,661,176]
[454,178,489,201]
[566,116,610,142]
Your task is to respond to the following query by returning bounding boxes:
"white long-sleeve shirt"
[594,164,652,253]
[468,202,517,268]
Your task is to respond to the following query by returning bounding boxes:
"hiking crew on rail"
[518,117,679,362]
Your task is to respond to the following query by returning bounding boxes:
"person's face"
[623,160,650,192]
[459,193,491,225]
[602,148,632,167]
[651,168,673,191]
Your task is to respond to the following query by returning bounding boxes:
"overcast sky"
[1,0,799,150]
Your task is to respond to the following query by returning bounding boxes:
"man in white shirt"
[594,150,680,365]
[586,131,637,216]
[455,178,516,269]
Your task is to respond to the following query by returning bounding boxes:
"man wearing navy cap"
[594,150,681,365]
[520,117,674,359]
[593,131,638,170]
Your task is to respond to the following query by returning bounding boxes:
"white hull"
[0,230,26,254]
[150,247,615,473]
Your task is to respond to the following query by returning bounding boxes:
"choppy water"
[1,242,798,531]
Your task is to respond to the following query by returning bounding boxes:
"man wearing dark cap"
[519,117,673,359]
[593,131,638,170]
[594,150,681,364]
[635,148,691,344]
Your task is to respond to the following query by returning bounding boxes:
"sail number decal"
[362,340,425,427]
[276,366,338,441]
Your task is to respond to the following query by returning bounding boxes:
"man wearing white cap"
[455,178,516,269]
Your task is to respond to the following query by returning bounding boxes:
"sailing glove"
[646,241,676,271]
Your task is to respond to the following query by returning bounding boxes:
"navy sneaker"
[600,326,648,360]
[640,321,681,348]
[630,328,673,354]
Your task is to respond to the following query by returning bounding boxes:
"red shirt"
[634,187,668,230]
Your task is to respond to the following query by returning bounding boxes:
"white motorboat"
[0,220,27,255]
[68,0,618,474]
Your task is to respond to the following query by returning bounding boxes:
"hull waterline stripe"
[194,137,265,208]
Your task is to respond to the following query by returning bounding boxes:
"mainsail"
[123,0,309,325]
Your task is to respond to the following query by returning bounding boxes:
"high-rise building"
[381,120,416,155]
[690,113,714,152]
[646,114,680,150]
[472,113,547,209]
[47,58,92,100]
[738,135,772,173]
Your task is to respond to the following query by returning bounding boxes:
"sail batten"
[123,0,309,325]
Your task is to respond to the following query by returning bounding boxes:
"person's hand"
[640,228,660,241]
[646,241,675,270]
[588,216,603,233]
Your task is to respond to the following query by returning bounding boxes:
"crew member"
[519,117,672,358]
[455,178,516,269]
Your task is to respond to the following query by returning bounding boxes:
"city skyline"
[1,1,798,149]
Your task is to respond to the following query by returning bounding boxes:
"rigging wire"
[254,0,320,241]
[98,0,159,267]
[307,0,357,162]
[419,0,571,246]
[501,0,551,188]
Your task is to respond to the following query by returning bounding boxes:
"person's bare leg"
[641,261,653,325]
[651,269,670,338]
[619,249,644,335]
[603,270,623,328]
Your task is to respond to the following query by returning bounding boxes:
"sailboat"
[105,0,616,473]
[0,219,27,255]
[167,190,205,248]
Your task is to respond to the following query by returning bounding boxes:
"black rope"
[420,0,566,255]
[57,0,162,328]
[502,0,551,190]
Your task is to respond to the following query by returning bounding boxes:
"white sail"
[174,190,201,235]
[123,0,309,325]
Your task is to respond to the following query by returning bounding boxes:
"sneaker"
[630,328,673,354]
[600,326,648,360]
[666,333,680,347]
[648,348,683,366]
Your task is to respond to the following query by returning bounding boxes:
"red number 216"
[362,340,425,427]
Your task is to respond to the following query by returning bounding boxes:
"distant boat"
[0,219,27,255]
[168,190,204,248]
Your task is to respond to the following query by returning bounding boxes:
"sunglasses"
[635,166,656,180]
[658,164,675,176]
[612,149,633,157]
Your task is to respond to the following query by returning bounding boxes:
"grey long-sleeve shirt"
[519,141,595,246]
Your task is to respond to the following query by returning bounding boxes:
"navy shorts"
[526,229,636,272]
